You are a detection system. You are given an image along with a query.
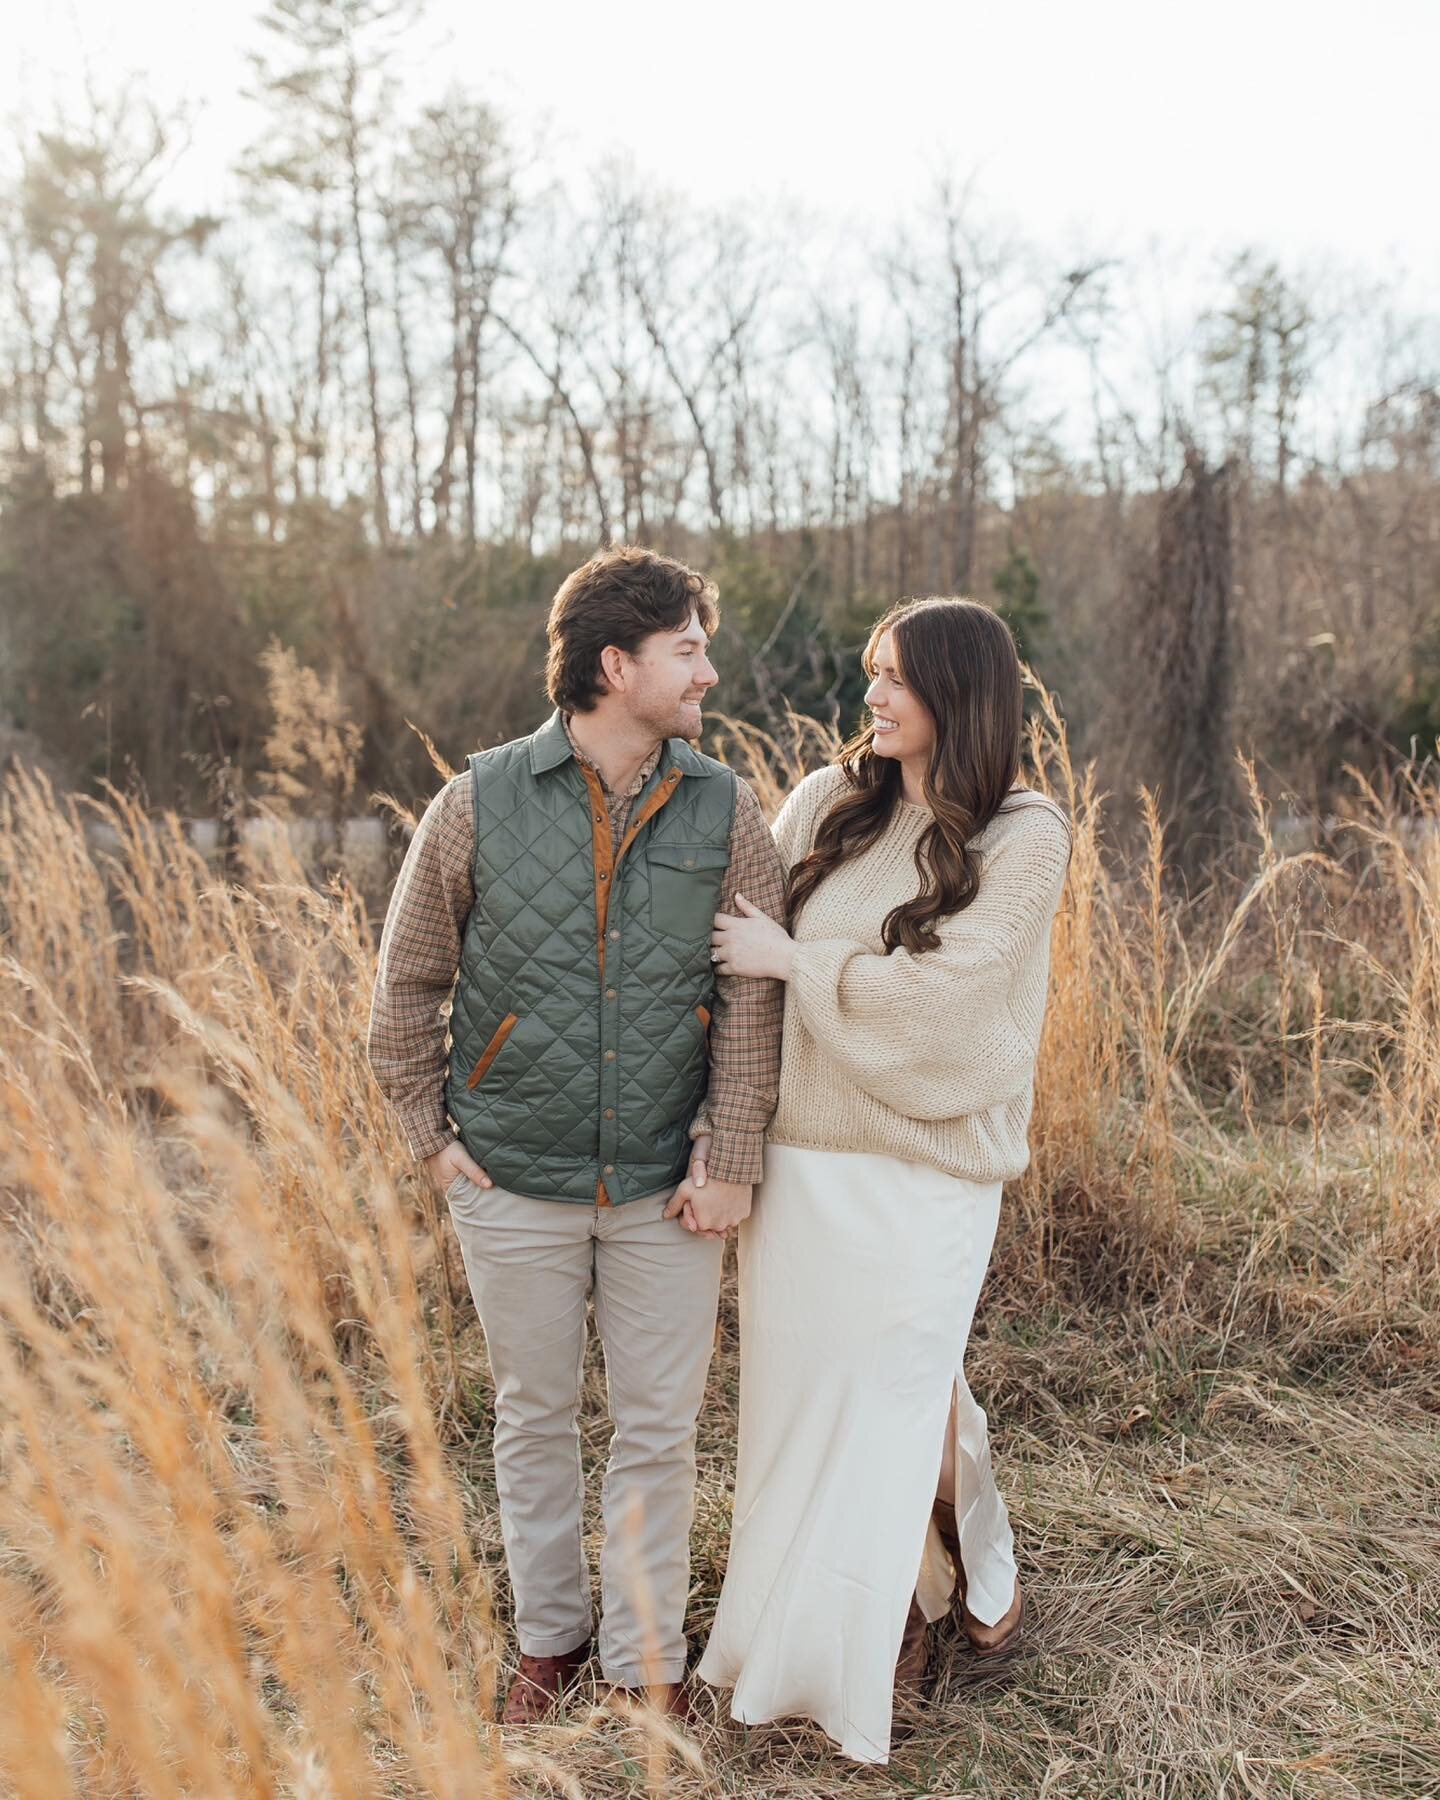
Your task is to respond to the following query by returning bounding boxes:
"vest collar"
[529,709,576,774]
[662,735,718,777]
[528,708,718,779]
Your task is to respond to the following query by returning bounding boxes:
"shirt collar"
[564,713,661,798]
[527,706,716,785]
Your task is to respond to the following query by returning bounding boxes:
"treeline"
[1,0,1437,846]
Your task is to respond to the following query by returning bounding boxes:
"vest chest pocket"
[647,843,730,940]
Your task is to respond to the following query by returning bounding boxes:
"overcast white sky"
[4,0,1437,284]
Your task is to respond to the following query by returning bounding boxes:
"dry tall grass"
[0,692,1436,1798]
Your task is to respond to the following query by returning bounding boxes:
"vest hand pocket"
[467,1012,520,1088]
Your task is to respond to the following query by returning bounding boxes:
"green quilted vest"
[445,710,737,1205]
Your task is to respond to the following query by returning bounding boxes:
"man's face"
[617,611,718,739]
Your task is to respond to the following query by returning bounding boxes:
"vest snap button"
[604,1049,616,1061]
[604,1164,615,1175]
[606,987,617,1000]
[604,1107,615,1119]
[609,928,619,940]
[683,856,695,868]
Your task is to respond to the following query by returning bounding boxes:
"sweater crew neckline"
[893,782,1037,820]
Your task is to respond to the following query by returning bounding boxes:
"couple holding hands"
[367,545,1070,1766]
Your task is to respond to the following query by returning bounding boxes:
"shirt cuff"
[702,1128,765,1187]
[404,1115,456,1163]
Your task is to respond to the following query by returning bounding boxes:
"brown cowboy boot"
[501,1640,592,1725]
[932,1498,1026,1657]
[893,1591,931,1696]
[932,1497,966,1604]
[967,1583,1026,1659]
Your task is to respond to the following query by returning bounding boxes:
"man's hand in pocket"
[425,1141,492,1197]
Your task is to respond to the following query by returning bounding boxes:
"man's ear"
[598,643,628,694]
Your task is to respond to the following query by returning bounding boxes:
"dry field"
[0,694,1436,1799]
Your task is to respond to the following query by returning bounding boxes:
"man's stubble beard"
[636,691,704,744]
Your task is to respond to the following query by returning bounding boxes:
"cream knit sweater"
[765,764,1071,1185]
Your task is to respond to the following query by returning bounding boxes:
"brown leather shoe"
[646,1681,696,1724]
[501,1641,591,1725]
[893,1591,931,1695]
[607,1680,696,1726]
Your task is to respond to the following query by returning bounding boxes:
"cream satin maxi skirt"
[697,1143,1018,1766]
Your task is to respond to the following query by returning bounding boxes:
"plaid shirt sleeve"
[689,778,787,1185]
[366,771,475,1161]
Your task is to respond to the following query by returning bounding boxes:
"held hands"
[710,892,795,980]
[424,1140,492,1197]
[663,1132,753,1239]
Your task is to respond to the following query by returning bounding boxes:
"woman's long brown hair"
[785,597,1025,954]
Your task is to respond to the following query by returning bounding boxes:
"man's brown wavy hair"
[785,597,1025,954]
[545,545,719,714]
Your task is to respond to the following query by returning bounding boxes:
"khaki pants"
[445,1173,724,1686]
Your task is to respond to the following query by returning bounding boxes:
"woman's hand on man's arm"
[710,893,796,980]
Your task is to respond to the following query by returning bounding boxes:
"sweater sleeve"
[787,809,1071,1121]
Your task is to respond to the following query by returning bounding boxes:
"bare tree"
[249,0,423,544]
[616,190,773,537]
[15,95,215,493]
[1203,252,1314,496]
[397,91,519,543]
[922,184,1104,591]
[1132,449,1236,877]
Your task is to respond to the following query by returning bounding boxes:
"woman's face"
[864,629,936,768]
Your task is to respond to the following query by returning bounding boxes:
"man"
[366,546,786,1724]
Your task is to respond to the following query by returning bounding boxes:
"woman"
[692,597,1071,1765]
